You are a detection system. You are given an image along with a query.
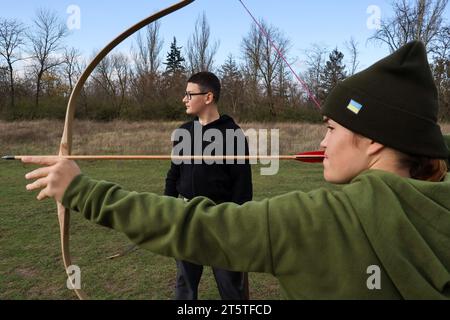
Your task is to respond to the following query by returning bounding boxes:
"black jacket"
[164,115,253,204]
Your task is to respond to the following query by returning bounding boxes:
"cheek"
[185,101,197,112]
[188,100,200,109]
[323,136,366,183]
[324,153,353,180]
[324,155,361,183]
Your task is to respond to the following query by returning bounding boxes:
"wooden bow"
[58,0,195,300]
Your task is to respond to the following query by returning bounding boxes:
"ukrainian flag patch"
[347,99,363,114]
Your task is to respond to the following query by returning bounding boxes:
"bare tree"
[275,55,292,101]
[432,26,450,120]
[370,0,449,53]
[74,57,89,117]
[432,26,450,59]
[303,44,328,103]
[186,12,219,73]
[131,21,163,108]
[27,8,68,111]
[92,53,130,118]
[133,21,163,76]
[242,20,291,115]
[62,47,81,93]
[344,37,360,75]
[241,23,263,104]
[112,54,130,118]
[0,18,26,111]
[0,66,8,111]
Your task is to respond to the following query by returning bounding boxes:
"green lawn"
[0,159,336,300]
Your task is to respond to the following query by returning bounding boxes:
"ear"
[205,92,215,105]
[366,140,385,156]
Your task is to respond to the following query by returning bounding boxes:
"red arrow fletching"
[294,150,325,163]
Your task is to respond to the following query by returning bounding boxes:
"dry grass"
[241,122,328,153]
[0,120,328,156]
[1,120,449,156]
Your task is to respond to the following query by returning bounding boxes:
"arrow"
[3,151,325,163]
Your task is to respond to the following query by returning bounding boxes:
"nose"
[320,133,328,149]
[182,95,188,104]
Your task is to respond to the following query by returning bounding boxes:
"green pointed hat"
[323,40,448,159]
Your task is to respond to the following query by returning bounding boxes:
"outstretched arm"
[22,157,274,273]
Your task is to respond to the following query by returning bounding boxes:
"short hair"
[188,72,221,103]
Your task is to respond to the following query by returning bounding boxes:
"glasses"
[184,91,209,101]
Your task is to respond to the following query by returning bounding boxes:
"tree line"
[0,0,449,122]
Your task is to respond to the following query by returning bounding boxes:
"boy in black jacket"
[165,72,253,300]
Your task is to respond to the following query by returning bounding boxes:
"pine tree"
[220,54,241,86]
[319,48,347,101]
[164,37,185,75]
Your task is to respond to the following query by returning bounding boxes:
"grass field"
[1,120,448,300]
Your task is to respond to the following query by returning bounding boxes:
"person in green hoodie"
[22,41,450,299]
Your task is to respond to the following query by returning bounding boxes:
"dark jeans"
[175,260,249,300]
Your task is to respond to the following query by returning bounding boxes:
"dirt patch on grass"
[14,267,39,279]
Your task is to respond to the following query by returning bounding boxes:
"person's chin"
[324,171,351,184]
[324,173,339,184]
[323,171,331,182]
[323,166,337,183]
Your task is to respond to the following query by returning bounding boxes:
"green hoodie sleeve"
[61,170,450,299]
[62,174,274,274]
[62,174,371,279]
